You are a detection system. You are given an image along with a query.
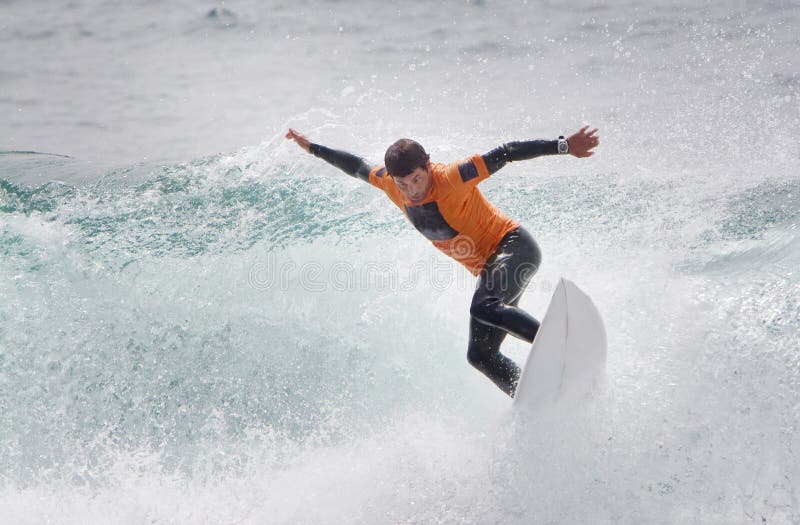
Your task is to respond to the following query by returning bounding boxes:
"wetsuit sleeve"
[309,143,374,183]
[481,140,559,175]
[445,154,493,189]
[367,165,390,189]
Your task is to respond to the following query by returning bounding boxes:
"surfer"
[285,126,599,397]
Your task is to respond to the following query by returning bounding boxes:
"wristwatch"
[557,135,569,154]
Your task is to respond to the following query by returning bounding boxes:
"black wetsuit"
[309,139,559,397]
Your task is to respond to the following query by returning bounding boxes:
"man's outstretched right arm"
[285,128,373,183]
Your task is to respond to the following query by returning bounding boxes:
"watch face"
[558,141,568,154]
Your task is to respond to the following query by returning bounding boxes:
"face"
[392,165,432,204]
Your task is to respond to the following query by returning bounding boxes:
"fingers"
[579,126,599,138]
[571,125,600,153]
[285,128,311,153]
[286,128,306,143]
[568,125,600,158]
[576,125,598,136]
[583,126,600,150]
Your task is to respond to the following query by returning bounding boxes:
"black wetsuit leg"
[467,226,542,397]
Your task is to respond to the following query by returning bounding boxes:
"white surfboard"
[513,278,607,412]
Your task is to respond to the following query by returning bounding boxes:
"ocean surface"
[1,0,799,523]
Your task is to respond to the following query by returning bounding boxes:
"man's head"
[385,138,432,204]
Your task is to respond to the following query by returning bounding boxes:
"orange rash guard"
[367,155,519,276]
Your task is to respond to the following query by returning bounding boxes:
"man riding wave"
[286,126,599,396]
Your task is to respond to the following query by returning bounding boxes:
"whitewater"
[1,0,798,523]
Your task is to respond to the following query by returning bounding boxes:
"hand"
[285,128,311,153]
[567,125,599,158]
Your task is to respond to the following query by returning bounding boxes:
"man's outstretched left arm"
[482,125,599,174]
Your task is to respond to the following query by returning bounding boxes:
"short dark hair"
[384,139,430,178]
